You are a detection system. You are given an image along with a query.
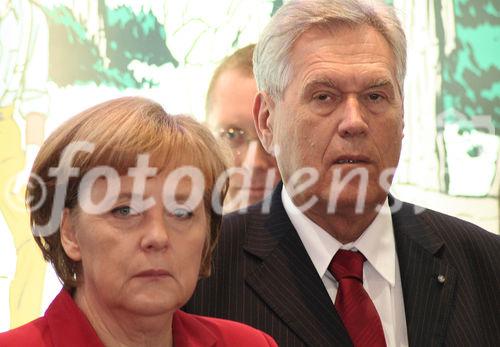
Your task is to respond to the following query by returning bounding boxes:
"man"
[186,0,500,346]
[206,45,281,211]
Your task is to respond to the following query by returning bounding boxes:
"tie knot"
[329,250,366,282]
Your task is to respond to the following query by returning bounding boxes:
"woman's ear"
[253,92,275,155]
[60,208,82,262]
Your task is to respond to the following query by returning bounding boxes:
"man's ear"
[401,109,405,140]
[253,92,275,155]
[60,208,82,262]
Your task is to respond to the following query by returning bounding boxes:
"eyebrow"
[302,78,337,98]
[218,124,245,131]
[366,78,394,90]
[218,121,256,131]
[114,192,148,202]
[365,78,398,100]
[115,191,196,204]
[303,76,396,92]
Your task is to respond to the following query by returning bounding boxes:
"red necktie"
[329,250,387,347]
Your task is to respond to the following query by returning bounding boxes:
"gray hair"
[253,0,406,100]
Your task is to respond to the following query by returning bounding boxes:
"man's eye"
[314,93,331,101]
[111,206,139,218]
[226,131,240,140]
[368,93,384,102]
[171,208,193,220]
[223,128,243,140]
[220,127,246,147]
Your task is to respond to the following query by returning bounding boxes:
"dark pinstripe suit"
[185,183,500,346]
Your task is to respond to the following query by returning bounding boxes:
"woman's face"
[61,166,208,317]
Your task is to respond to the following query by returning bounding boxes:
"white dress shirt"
[282,188,409,347]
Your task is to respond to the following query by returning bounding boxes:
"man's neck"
[303,203,380,244]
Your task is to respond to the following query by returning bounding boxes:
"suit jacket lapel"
[243,184,352,346]
[392,198,457,346]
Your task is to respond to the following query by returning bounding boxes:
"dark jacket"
[185,183,500,346]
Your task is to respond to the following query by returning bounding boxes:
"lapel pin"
[437,274,446,284]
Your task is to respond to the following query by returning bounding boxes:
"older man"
[206,45,281,211]
[186,1,500,346]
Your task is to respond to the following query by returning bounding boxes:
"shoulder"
[396,200,499,267]
[417,204,499,249]
[0,317,51,347]
[175,310,277,346]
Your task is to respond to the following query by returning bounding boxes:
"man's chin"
[323,190,387,215]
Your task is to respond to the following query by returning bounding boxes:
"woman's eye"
[171,207,193,220]
[111,206,139,218]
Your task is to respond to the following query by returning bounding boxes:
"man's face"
[210,69,280,208]
[261,24,403,216]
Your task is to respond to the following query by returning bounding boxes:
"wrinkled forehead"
[286,23,398,92]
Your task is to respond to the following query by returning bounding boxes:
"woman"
[0,97,277,347]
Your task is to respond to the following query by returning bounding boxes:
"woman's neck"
[74,287,174,347]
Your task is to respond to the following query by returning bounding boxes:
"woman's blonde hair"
[27,96,230,288]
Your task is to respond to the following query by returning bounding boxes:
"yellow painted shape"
[0,105,47,328]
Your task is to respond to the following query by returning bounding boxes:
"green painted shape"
[484,2,498,16]
[271,0,283,16]
[441,0,499,134]
[104,5,177,73]
[456,24,499,71]
[105,6,133,28]
[42,4,178,90]
[43,6,105,87]
[481,82,500,100]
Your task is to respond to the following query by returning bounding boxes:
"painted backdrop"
[0,0,498,330]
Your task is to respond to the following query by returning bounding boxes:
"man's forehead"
[294,26,393,61]
[209,70,257,129]
[286,24,398,90]
[302,72,396,91]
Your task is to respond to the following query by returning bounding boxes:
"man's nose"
[338,96,368,137]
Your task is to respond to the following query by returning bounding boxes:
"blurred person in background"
[205,45,281,212]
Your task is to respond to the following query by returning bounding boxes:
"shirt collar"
[282,187,396,287]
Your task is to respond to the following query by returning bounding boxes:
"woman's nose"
[140,213,169,251]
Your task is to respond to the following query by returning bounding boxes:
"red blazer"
[0,289,277,347]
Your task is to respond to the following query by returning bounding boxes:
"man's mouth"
[336,159,364,164]
[334,155,370,164]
